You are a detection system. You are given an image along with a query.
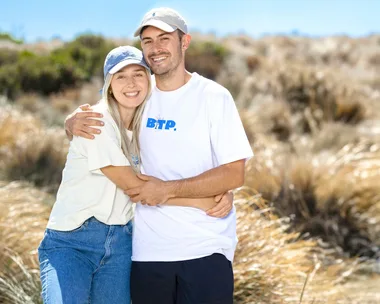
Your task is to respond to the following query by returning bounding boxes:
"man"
[65,7,253,304]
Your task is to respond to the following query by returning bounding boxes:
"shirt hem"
[132,249,233,262]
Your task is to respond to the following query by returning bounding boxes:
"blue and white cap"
[103,46,150,80]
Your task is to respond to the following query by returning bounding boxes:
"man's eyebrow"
[141,32,171,41]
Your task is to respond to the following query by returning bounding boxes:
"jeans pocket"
[47,220,88,239]
[124,221,133,235]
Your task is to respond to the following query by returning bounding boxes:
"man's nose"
[150,40,163,53]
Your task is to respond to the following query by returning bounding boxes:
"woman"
[38,46,218,304]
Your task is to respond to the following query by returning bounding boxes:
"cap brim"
[134,20,177,37]
[109,59,149,74]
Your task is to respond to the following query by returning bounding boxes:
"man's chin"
[151,68,170,76]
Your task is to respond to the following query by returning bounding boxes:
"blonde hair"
[102,68,151,173]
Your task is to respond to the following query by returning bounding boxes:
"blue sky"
[1,0,378,42]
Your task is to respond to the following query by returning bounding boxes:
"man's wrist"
[164,180,179,199]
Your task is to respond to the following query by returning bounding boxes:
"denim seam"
[42,271,49,303]
[39,257,50,303]
[95,226,115,272]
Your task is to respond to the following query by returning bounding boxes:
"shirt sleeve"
[74,116,130,175]
[207,87,253,166]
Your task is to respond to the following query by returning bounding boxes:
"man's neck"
[155,69,192,92]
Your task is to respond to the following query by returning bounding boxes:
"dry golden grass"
[241,138,380,260]
[1,34,380,303]
[11,78,102,127]
[0,181,52,303]
[240,63,368,133]
[0,102,69,192]
[0,102,42,150]
[1,180,379,304]
[233,189,380,303]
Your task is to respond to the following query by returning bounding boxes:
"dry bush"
[217,53,251,98]
[0,102,68,192]
[241,84,380,260]
[245,55,261,73]
[49,77,102,116]
[240,101,292,142]
[0,101,42,148]
[185,40,228,80]
[3,128,68,193]
[0,248,42,304]
[0,181,52,303]
[13,94,44,113]
[246,139,380,259]
[0,180,379,303]
[237,61,373,150]
[273,66,367,132]
[272,161,377,258]
[233,190,380,303]
[367,52,380,67]
[233,193,316,303]
[12,77,102,127]
[314,142,380,249]
[1,33,380,303]
[309,122,362,153]
[239,35,380,70]
[0,181,52,258]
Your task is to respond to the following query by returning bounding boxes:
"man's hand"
[206,191,234,218]
[65,104,104,140]
[125,174,173,206]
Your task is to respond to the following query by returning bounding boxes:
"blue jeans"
[38,217,133,304]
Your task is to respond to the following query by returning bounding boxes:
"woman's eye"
[134,73,143,77]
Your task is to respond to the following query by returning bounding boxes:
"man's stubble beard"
[152,44,184,81]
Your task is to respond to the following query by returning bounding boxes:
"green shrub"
[17,54,85,95]
[0,34,117,98]
[132,39,142,50]
[0,48,19,65]
[0,32,23,44]
[0,64,21,99]
[186,40,228,80]
[54,34,117,79]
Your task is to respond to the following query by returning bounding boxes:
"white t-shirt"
[132,73,253,262]
[47,102,134,231]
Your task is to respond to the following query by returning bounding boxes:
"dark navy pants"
[131,253,234,304]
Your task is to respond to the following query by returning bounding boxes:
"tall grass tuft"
[0,181,53,303]
[232,189,379,303]
[0,101,68,192]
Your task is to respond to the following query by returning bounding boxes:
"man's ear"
[182,34,191,50]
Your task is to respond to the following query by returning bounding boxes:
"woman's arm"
[100,166,216,211]
[165,197,217,211]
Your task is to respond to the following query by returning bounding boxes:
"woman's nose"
[124,77,136,88]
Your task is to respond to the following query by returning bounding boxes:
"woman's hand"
[206,191,234,218]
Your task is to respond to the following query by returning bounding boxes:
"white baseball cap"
[134,7,188,37]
